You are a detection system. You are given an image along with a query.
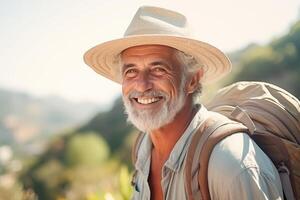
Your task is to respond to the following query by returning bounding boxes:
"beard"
[122,82,186,133]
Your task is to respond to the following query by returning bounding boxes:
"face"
[121,45,188,132]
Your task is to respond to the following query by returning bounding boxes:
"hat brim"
[83,35,231,84]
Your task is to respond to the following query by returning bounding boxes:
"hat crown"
[84,6,231,84]
[124,6,191,37]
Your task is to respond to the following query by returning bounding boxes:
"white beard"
[122,82,186,133]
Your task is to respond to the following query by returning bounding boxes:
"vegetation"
[64,133,109,167]
[19,130,133,200]
[78,98,134,153]
[16,96,137,199]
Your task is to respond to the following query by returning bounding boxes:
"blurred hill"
[19,98,135,200]
[0,88,101,154]
[20,19,300,199]
[226,20,300,98]
[78,97,134,152]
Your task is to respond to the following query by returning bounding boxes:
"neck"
[149,98,196,160]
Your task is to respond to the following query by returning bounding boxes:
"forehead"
[121,45,177,60]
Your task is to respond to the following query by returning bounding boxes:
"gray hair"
[115,54,123,82]
[174,50,203,103]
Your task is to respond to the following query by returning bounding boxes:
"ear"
[186,69,203,94]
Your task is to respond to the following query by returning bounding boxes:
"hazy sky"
[1,0,300,106]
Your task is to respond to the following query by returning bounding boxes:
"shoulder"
[208,133,258,184]
[208,132,278,179]
[207,133,283,199]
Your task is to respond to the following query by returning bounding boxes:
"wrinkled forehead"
[121,45,176,60]
[119,44,180,68]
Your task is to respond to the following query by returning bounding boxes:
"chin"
[125,100,184,133]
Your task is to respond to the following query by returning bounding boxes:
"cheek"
[158,76,182,97]
[122,81,132,97]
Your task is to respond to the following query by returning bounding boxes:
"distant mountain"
[0,88,102,153]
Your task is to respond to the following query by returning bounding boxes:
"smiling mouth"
[133,97,163,105]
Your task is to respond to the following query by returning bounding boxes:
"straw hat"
[84,6,231,84]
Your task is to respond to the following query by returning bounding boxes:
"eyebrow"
[121,60,171,73]
[122,63,136,73]
[149,61,170,68]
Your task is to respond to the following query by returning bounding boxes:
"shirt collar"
[135,133,152,176]
[135,105,208,175]
[164,104,208,172]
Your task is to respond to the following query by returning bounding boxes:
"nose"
[134,71,153,93]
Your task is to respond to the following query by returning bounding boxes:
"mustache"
[128,90,168,99]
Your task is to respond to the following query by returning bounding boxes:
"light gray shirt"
[131,105,283,200]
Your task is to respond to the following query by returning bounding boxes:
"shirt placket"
[161,165,176,200]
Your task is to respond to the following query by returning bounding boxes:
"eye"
[124,68,138,78]
[151,67,166,76]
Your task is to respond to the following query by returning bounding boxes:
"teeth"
[137,97,160,104]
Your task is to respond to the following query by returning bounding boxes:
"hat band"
[125,28,190,37]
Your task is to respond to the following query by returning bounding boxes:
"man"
[84,6,283,200]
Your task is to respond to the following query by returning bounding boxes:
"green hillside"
[78,97,134,152]
[19,98,135,200]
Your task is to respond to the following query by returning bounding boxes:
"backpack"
[131,81,300,200]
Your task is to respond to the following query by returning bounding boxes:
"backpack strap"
[278,162,296,200]
[185,112,248,200]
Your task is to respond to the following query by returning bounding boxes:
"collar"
[164,104,208,172]
[135,104,209,175]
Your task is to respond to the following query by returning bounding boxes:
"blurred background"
[1,0,300,199]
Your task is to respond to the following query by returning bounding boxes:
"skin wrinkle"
[122,60,173,75]
[121,45,188,133]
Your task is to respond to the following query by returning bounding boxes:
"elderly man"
[84,6,283,200]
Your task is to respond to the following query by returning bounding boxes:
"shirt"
[131,105,283,200]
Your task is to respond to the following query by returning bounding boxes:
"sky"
[1,0,300,106]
